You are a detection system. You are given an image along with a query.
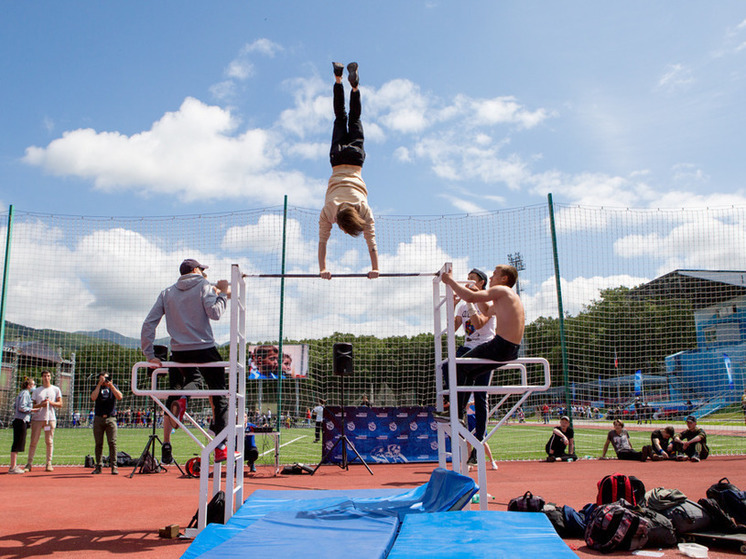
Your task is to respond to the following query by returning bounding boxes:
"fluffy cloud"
[23,97,323,207]
[522,273,649,321]
[614,216,746,275]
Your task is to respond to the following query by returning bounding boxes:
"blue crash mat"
[192,508,400,559]
[387,511,579,559]
[182,488,410,559]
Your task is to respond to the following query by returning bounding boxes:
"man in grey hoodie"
[141,258,231,464]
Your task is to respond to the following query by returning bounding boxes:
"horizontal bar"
[243,272,437,278]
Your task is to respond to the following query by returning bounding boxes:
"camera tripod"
[312,372,372,475]
[128,397,185,477]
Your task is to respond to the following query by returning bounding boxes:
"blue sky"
[3,2,746,218]
[2,2,746,342]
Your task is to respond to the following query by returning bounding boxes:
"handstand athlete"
[318,62,379,280]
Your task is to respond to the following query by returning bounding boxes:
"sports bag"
[706,477,746,524]
[563,504,587,538]
[636,506,678,547]
[188,490,226,528]
[661,499,712,534]
[596,473,645,506]
[584,500,650,553]
[508,491,546,512]
[543,503,568,537]
[645,487,687,511]
[698,498,746,534]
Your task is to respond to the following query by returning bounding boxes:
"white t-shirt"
[458,303,496,348]
[313,405,324,422]
[31,384,62,422]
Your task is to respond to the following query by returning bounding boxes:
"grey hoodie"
[141,273,228,359]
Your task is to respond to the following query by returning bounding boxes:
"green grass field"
[1,421,743,467]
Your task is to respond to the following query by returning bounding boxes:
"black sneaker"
[91,465,102,474]
[467,449,478,465]
[641,445,651,462]
[347,62,359,87]
[333,62,344,77]
[161,442,173,465]
[546,456,556,462]
[690,453,700,463]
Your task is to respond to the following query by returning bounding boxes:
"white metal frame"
[131,264,246,537]
[433,262,551,509]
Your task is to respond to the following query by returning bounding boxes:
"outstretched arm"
[319,241,331,280]
[442,271,494,303]
[368,248,379,279]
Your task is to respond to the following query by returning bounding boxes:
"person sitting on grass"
[673,415,709,462]
[600,419,650,461]
[650,425,675,460]
[545,415,577,462]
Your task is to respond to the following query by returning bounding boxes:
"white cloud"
[468,94,550,129]
[438,194,485,214]
[614,216,746,275]
[393,146,412,163]
[211,39,283,101]
[277,76,329,139]
[656,63,694,92]
[23,97,324,207]
[222,214,317,265]
[521,274,649,321]
[413,134,529,189]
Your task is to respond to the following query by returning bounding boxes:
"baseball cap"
[685,415,697,423]
[469,268,488,288]
[180,258,208,275]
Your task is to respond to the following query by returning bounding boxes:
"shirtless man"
[441,264,524,442]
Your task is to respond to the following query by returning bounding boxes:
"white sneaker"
[8,466,25,474]
[491,460,499,470]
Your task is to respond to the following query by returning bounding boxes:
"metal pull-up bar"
[243,272,437,278]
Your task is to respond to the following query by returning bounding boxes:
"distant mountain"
[74,328,169,349]
[3,322,168,351]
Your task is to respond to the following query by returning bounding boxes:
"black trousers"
[168,346,228,436]
[456,335,520,441]
[330,83,365,167]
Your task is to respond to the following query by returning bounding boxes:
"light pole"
[507,252,525,297]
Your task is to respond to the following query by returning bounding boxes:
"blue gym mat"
[181,468,493,559]
[388,511,579,559]
[192,508,400,559]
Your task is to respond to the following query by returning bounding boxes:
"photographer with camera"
[90,372,123,474]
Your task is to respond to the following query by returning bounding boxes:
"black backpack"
[116,451,136,467]
[636,506,678,547]
[140,452,162,474]
[698,498,746,534]
[584,500,650,553]
[707,477,746,524]
[597,473,645,507]
[508,491,546,512]
[661,499,712,534]
[543,503,568,537]
[188,490,226,528]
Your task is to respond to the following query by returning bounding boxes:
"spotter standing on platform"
[441,265,524,444]
[319,62,378,280]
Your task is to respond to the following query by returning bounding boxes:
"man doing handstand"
[319,62,378,280]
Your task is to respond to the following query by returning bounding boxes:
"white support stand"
[132,264,246,537]
[433,262,551,510]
